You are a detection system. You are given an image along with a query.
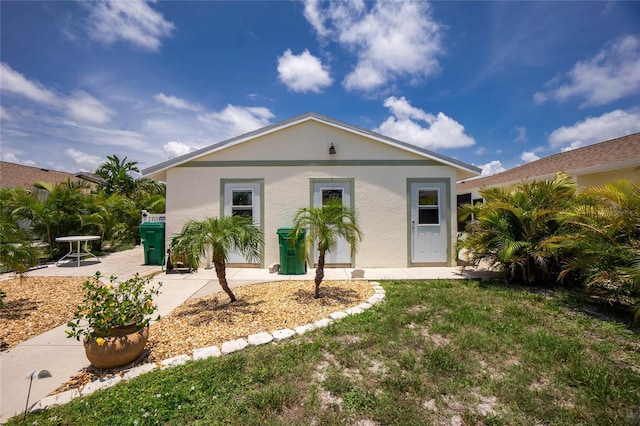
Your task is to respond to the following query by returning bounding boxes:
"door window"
[231,190,253,218]
[418,189,439,225]
[322,189,343,205]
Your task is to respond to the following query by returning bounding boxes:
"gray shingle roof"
[458,132,640,191]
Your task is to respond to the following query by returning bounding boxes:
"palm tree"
[459,172,577,285]
[292,200,363,298]
[95,155,140,196]
[0,189,41,275]
[554,179,640,298]
[172,216,263,302]
[12,180,89,258]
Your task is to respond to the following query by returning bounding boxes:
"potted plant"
[66,272,162,369]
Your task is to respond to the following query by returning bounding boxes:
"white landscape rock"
[193,346,222,360]
[346,306,364,315]
[32,389,80,410]
[294,324,315,335]
[161,354,191,369]
[357,302,372,310]
[329,311,348,320]
[81,375,122,396]
[313,318,333,329]
[221,338,248,354]
[123,363,156,380]
[248,332,274,346]
[272,328,296,340]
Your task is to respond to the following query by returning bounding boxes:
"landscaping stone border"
[30,282,386,412]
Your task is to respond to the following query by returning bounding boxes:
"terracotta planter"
[84,326,149,369]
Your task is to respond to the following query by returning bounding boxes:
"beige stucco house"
[142,113,480,269]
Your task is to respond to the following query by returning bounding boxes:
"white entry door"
[223,182,261,264]
[410,182,447,264]
[313,182,351,265]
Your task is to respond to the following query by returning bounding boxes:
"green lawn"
[11,280,640,425]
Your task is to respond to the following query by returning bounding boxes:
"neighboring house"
[457,132,640,229]
[0,161,77,189]
[143,112,481,268]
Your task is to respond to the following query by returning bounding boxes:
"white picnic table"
[55,235,101,267]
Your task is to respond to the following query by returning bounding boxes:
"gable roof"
[458,132,640,192]
[0,161,78,190]
[142,112,481,181]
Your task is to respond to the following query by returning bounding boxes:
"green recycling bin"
[139,222,166,265]
[277,228,307,275]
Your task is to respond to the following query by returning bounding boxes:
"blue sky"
[1,1,639,177]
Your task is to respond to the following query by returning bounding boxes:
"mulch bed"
[0,275,374,394]
[0,276,86,351]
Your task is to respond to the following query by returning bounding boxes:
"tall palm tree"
[95,155,140,196]
[292,200,363,298]
[172,216,263,302]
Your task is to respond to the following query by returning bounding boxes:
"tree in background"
[12,180,90,259]
[172,216,263,302]
[95,155,140,196]
[553,179,640,314]
[292,200,362,298]
[0,188,41,275]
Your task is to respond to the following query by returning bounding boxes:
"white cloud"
[86,0,175,51]
[66,91,114,125]
[304,1,443,92]
[64,148,103,172]
[548,109,640,150]
[520,151,539,163]
[534,35,640,107]
[153,92,201,111]
[475,147,487,156]
[198,104,274,137]
[374,96,475,150]
[0,62,59,105]
[277,49,333,93]
[514,126,527,143]
[163,141,196,158]
[479,160,506,176]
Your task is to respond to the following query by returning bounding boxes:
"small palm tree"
[172,216,263,302]
[292,200,363,299]
[459,172,577,285]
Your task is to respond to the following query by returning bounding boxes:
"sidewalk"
[0,247,497,423]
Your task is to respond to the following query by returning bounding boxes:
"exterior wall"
[574,166,640,188]
[165,164,458,268]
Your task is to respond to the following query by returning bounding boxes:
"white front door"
[223,182,261,264]
[410,182,447,264]
[313,182,351,265]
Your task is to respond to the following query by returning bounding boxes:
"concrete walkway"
[0,246,497,423]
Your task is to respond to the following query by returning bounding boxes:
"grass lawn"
[10,280,640,425]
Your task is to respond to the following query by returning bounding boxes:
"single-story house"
[458,132,640,205]
[143,112,480,268]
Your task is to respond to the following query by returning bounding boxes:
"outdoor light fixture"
[329,143,336,155]
[24,370,52,419]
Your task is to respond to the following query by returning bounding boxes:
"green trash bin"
[139,222,166,265]
[277,228,307,275]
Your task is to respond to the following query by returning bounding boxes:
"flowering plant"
[66,272,162,341]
